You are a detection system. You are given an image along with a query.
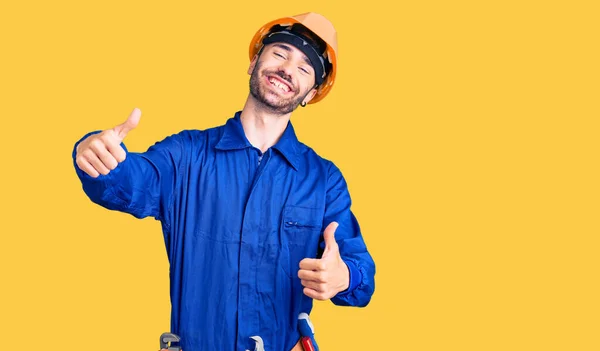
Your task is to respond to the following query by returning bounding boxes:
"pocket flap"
[283,206,322,229]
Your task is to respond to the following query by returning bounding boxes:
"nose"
[277,60,294,81]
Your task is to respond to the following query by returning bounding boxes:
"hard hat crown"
[288,12,338,59]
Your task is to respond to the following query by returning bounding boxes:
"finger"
[76,156,100,178]
[303,287,327,300]
[298,269,325,283]
[113,107,141,140]
[299,258,327,271]
[301,279,327,292]
[105,138,127,163]
[82,149,110,175]
[89,139,119,171]
[322,222,339,255]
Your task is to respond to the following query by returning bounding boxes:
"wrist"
[337,259,350,292]
[335,259,362,297]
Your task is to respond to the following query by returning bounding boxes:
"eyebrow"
[273,43,313,68]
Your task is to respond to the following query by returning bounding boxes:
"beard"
[249,61,311,115]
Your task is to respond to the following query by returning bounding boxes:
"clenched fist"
[75,108,141,178]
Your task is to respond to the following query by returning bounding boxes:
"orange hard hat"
[248,12,338,104]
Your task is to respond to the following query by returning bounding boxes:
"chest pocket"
[280,205,323,279]
[282,206,323,245]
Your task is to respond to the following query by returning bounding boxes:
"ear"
[248,54,258,75]
[302,88,319,105]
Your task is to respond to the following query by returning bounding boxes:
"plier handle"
[159,332,181,351]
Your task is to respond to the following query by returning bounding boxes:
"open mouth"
[266,75,293,94]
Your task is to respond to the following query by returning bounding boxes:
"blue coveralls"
[72,111,376,351]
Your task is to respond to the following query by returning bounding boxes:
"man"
[72,12,375,351]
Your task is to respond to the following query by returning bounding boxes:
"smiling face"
[248,43,319,114]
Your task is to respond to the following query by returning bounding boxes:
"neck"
[239,95,292,153]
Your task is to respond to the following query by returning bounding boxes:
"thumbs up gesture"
[75,108,141,178]
[298,222,350,300]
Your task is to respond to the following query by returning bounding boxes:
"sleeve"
[321,162,376,307]
[72,130,186,228]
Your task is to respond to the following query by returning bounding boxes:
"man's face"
[249,43,318,114]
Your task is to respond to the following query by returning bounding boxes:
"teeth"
[269,77,289,92]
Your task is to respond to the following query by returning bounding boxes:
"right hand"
[75,108,141,178]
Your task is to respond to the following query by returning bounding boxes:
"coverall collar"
[215,111,300,171]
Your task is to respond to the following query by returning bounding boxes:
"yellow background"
[1,0,598,350]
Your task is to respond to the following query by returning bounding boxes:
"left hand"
[298,222,350,300]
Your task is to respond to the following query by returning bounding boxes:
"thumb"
[322,221,339,257]
[113,107,141,140]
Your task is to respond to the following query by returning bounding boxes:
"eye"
[299,67,311,75]
[274,52,285,59]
